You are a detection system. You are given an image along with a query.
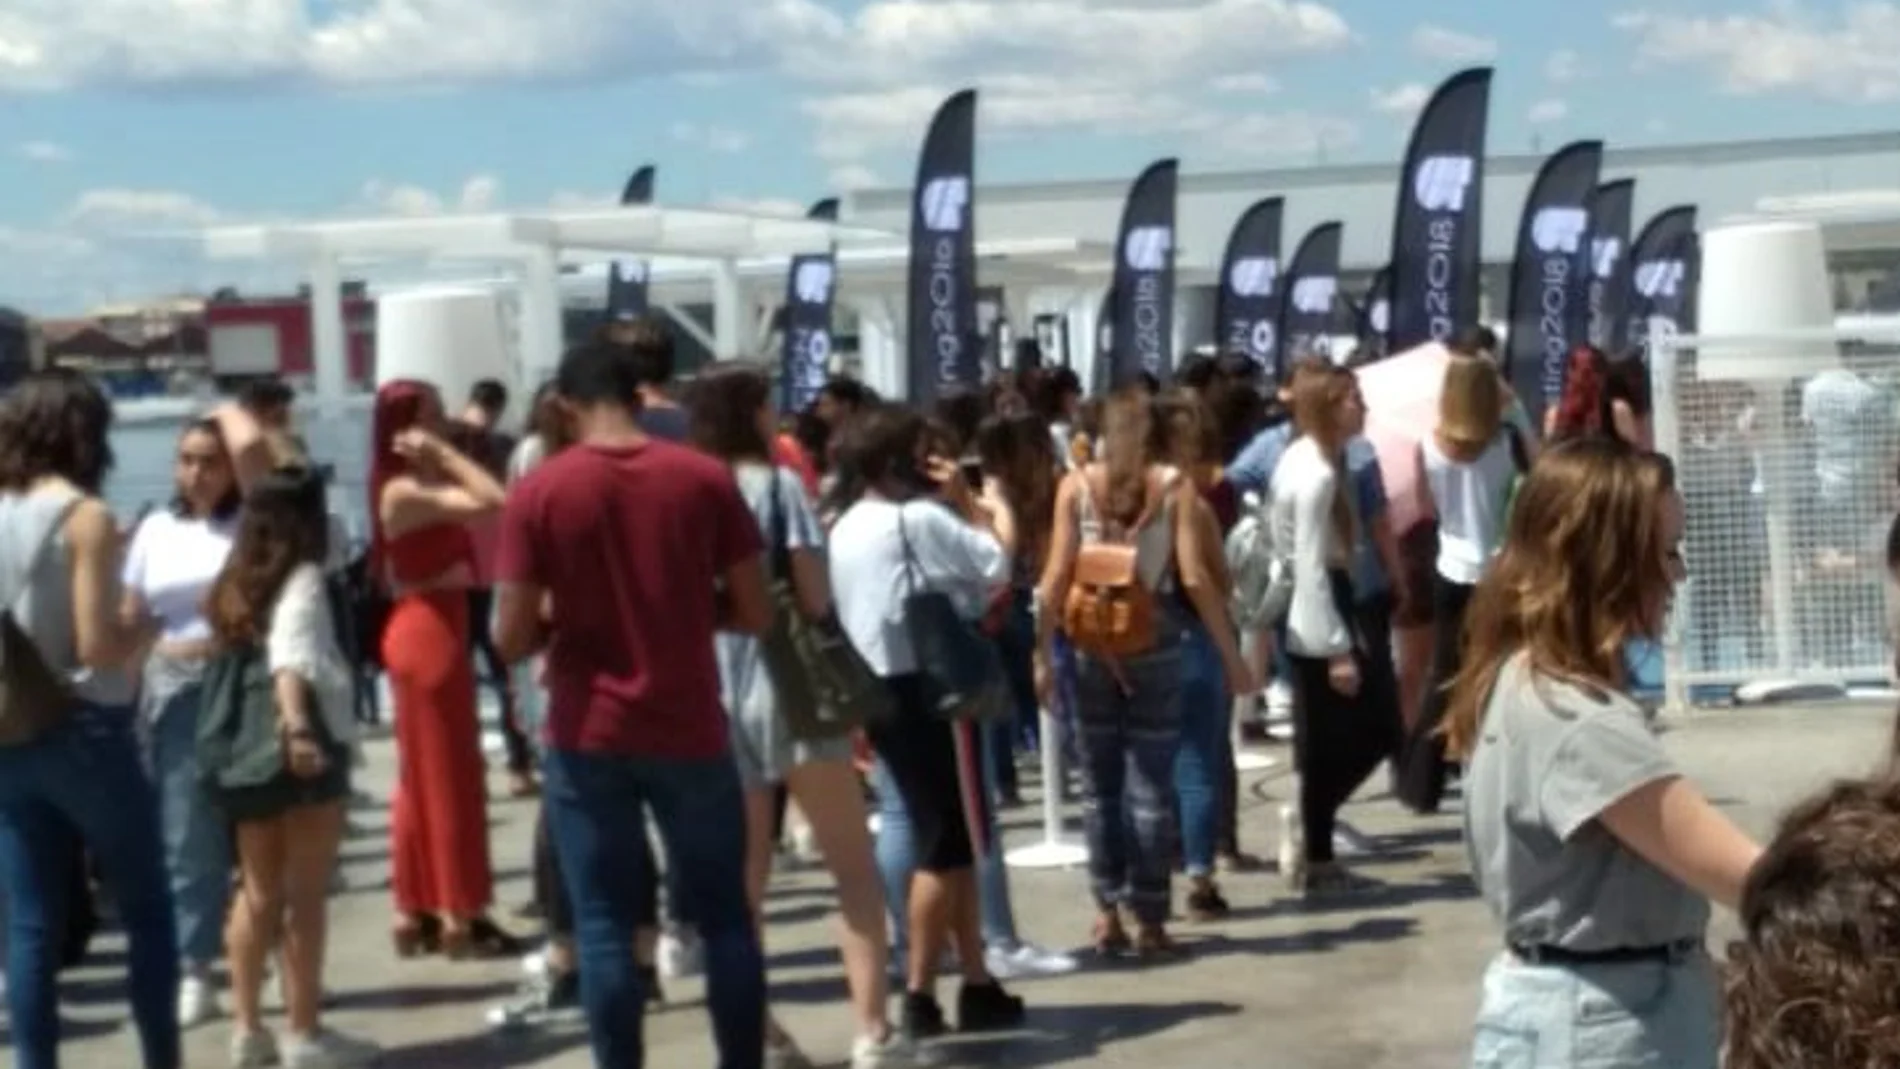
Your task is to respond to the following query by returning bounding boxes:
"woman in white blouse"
[1270,365,1387,895]
[1397,354,1522,815]
[202,463,376,1069]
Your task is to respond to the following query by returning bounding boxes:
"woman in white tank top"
[1396,354,1524,815]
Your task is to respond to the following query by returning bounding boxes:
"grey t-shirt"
[1463,654,1709,951]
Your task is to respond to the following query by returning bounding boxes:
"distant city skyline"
[0,1,1894,313]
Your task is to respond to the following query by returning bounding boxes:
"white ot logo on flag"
[794,260,834,304]
[1634,259,1685,299]
[1228,256,1278,298]
[1414,155,1476,212]
[612,259,648,283]
[1592,237,1622,279]
[1291,276,1337,315]
[1531,207,1589,255]
[1124,226,1173,272]
[919,177,970,233]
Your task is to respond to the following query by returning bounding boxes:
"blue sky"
[1,0,1896,312]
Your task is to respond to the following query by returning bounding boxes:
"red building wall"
[205,297,376,384]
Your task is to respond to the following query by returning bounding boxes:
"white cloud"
[829,164,880,192]
[358,174,505,217]
[1528,98,1569,124]
[1410,24,1498,63]
[1369,83,1430,116]
[17,140,70,163]
[0,0,827,90]
[793,0,1353,161]
[1545,48,1583,84]
[1211,73,1278,95]
[669,121,751,154]
[1204,110,1357,163]
[1615,4,1900,101]
[65,188,221,229]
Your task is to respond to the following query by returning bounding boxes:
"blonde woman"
[1396,354,1523,815]
[1447,439,1759,1069]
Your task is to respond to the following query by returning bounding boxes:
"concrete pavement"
[40,700,1896,1068]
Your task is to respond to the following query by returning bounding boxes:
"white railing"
[1649,325,1900,710]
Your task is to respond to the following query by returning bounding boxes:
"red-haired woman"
[1545,345,1653,450]
[369,380,517,959]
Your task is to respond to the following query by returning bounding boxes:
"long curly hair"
[1725,777,1900,1069]
[1548,345,1612,441]
[366,379,439,578]
[1441,438,1679,758]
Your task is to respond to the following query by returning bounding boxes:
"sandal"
[1091,911,1131,957]
[1133,925,1188,963]
[390,914,441,959]
[442,916,530,961]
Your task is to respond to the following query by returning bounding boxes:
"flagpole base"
[1005,839,1090,870]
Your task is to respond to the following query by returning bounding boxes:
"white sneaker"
[656,928,703,980]
[1278,802,1308,890]
[282,1027,380,1068]
[179,970,219,1029]
[1332,822,1379,859]
[229,1028,280,1069]
[520,949,549,978]
[984,942,1079,980]
[852,1030,934,1068]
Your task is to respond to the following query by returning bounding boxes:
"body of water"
[108,402,376,544]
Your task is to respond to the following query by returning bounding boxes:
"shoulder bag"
[755,470,891,737]
[897,505,1008,722]
[0,497,82,748]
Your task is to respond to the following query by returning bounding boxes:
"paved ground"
[39,700,1898,1069]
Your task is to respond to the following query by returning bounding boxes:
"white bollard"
[1004,708,1088,870]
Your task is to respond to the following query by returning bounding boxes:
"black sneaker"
[1185,880,1231,922]
[486,970,580,1031]
[957,980,1025,1032]
[900,991,948,1040]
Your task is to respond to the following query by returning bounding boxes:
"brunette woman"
[1396,354,1521,815]
[687,364,918,1068]
[205,464,377,1068]
[1448,439,1759,1069]
[1037,389,1252,955]
[1270,367,1389,893]
[828,405,1026,1041]
[1155,391,1238,917]
[0,369,176,1069]
[369,379,517,959]
[121,409,268,1028]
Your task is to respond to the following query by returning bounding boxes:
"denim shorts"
[1469,950,1720,1069]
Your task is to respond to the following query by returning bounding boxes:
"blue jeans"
[0,706,180,1069]
[1074,645,1186,925]
[542,748,763,1069]
[1470,951,1718,1068]
[1173,624,1229,878]
[872,755,1019,959]
[150,684,232,970]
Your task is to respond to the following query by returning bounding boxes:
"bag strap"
[765,467,793,577]
[896,504,927,598]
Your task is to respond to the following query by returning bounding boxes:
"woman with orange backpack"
[1036,388,1254,959]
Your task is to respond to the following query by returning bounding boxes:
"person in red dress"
[369,380,521,959]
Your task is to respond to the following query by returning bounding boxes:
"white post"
[1004,706,1088,870]
[517,243,564,389]
[1758,379,1800,678]
[711,257,742,359]
[306,250,348,422]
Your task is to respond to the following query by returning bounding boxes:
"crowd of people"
[0,313,1897,1069]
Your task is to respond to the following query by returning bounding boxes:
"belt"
[1508,939,1702,967]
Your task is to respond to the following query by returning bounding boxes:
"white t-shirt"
[122,510,238,643]
[1421,434,1517,586]
[268,562,358,747]
[828,497,1008,677]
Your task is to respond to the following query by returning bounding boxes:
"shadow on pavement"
[944,998,1243,1066]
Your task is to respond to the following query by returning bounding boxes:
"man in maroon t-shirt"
[494,339,771,1067]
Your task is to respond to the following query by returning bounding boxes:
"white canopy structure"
[202,205,897,412]
[1746,191,1900,254]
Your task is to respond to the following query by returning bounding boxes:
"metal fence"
[1649,325,1900,710]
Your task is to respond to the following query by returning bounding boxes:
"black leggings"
[1396,575,1475,815]
[1286,571,1394,865]
[466,587,532,775]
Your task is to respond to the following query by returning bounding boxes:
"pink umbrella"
[1358,341,1452,534]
